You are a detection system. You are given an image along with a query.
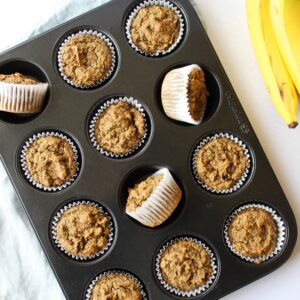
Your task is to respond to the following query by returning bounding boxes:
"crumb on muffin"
[160,240,213,291]
[228,207,278,262]
[195,137,250,190]
[94,101,145,154]
[60,34,112,86]
[25,136,76,188]
[130,5,180,53]
[56,204,110,257]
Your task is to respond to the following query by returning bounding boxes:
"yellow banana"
[270,0,300,95]
[246,0,298,128]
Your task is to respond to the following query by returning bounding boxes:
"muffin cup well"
[57,29,117,89]
[224,203,286,264]
[125,168,182,227]
[192,132,251,194]
[85,269,147,300]
[51,200,114,261]
[155,236,218,297]
[125,0,185,57]
[89,97,148,158]
[0,81,48,113]
[161,64,207,125]
[20,131,80,192]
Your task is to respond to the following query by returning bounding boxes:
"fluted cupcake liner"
[125,0,185,57]
[51,200,114,261]
[0,81,48,113]
[89,97,148,158]
[57,29,117,89]
[155,237,218,297]
[126,168,182,227]
[224,203,286,264]
[192,132,251,194]
[85,269,148,300]
[20,131,80,192]
[161,64,207,125]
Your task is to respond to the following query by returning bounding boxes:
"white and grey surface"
[0,0,299,299]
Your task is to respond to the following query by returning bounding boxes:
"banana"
[246,0,298,128]
[270,0,300,95]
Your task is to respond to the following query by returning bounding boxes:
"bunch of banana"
[246,0,299,128]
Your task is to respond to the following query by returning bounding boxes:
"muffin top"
[90,273,143,300]
[25,136,76,188]
[188,68,209,121]
[228,207,278,261]
[60,34,112,86]
[0,73,38,85]
[126,174,164,212]
[56,204,110,257]
[195,137,250,190]
[130,5,180,53]
[160,240,213,291]
[94,101,145,154]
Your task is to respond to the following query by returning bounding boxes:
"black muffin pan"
[0,0,297,299]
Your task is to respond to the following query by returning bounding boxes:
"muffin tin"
[0,0,297,299]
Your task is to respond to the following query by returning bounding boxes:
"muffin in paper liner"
[20,131,80,192]
[192,132,252,194]
[57,29,117,89]
[51,200,114,261]
[85,269,147,300]
[125,0,185,57]
[155,236,218,297]
[224,203,286,264]
[161,64,208,125]
[125,168,182,227]
[0,81,48,113]
[89,97,148,158]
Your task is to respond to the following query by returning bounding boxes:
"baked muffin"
[93,101,145,155]
[0,72,48,113]
[227,207,278,263]
[55,204,111,258]
[89,272,143,300]
[194,135,250,192]
[24,135,77,188]
[162,64,209,125]
[125,168,182,227]
[58,32,113,87]
[159,239,213,292]
[130,5,180,54]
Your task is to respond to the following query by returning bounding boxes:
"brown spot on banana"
[288,122,298,129]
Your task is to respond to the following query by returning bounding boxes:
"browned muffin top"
[25,136,76,188]
[130,6,180,53]
[228,207,278,263]
[60,34,112,86]
[195,137,250,190]
[0,73,38,85]
[56,204,110,257]
[95,101,145,154]
[91,273,142,300]
[160,240,212,291]
[188,68,209,121]
[126,174,164,212]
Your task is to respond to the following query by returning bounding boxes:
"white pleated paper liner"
[0,81,48,113]
[192,132,252,194]
[20,131,80,192]
[161,64,207,125]
[51,200,115,261]
[85,269,148,300]
[155,237,218,297]
[57,29,117,89]
[125,0,186,57]
[89,97,148,158]
[224,203,286,264]
[126,168,182,227]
